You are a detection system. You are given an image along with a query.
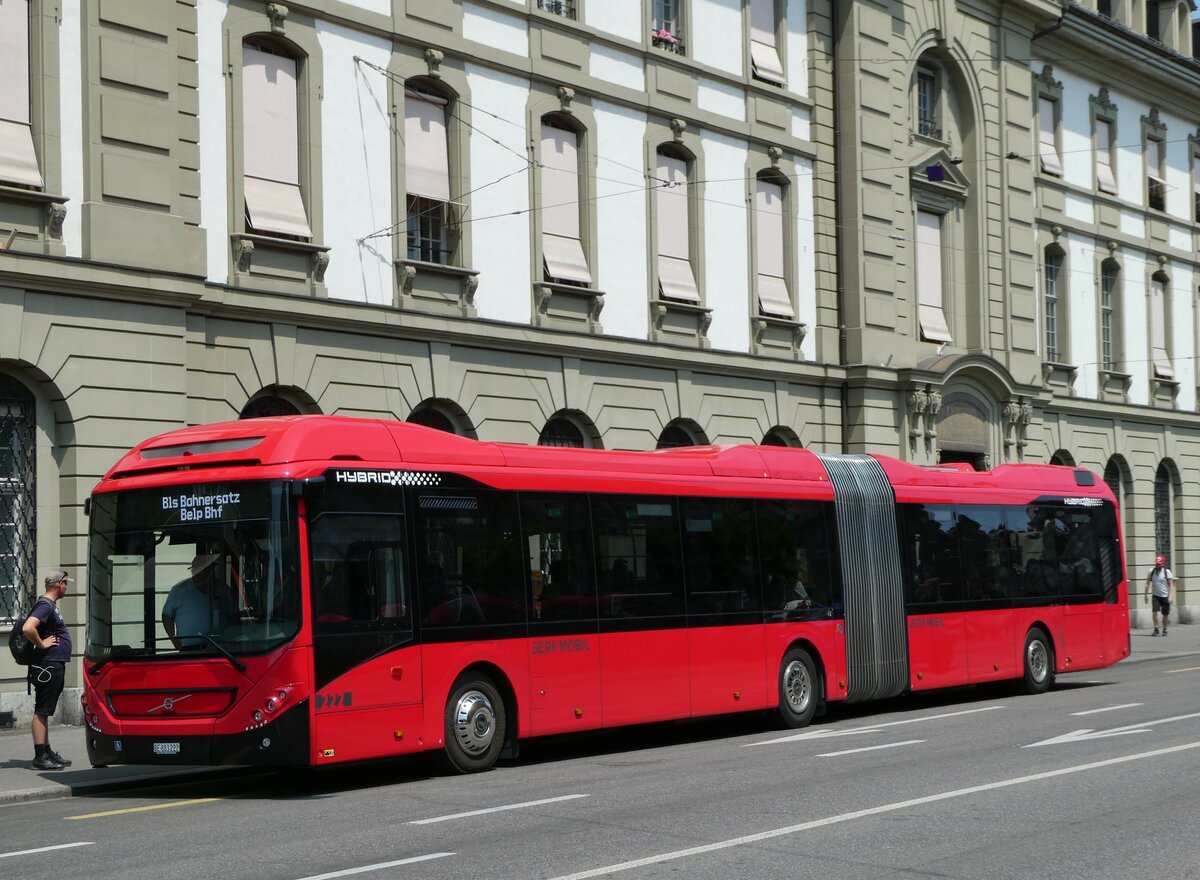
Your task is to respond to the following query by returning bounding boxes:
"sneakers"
[1152,628,1160,636]
[1162,629,1168,637]
[48,750,72,767]
[31,753,64,771]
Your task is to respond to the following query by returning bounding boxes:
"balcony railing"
[537,0,576,19]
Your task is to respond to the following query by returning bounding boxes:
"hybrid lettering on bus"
[81,416,1129,772]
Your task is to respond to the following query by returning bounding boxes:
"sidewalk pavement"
[1,625,1197,805]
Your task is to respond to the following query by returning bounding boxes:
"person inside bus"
[162,553,236,649]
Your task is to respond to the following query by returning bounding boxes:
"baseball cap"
[44,569,73,585]
[1155,555,1166,566]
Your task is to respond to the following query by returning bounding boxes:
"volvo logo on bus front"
[333,470,441,488]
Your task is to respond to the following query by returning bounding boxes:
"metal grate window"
[537,0,576,18]
[538,418,585,448]
[656,424,694,449]
[240,395,300,419]
[1154,463,1171,565]
[406,196,449,264]
[0,376,35,620]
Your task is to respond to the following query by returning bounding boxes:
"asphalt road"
[3,656,1198,880]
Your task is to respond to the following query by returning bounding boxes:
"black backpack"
[7,601,44,666]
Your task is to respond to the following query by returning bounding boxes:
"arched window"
[655,146,700,304]
[760,427,800,447]
[1049,449,1075,467]
[405,79,455,265]
[407,407,457,435]
[0,375,36,619]
[540,115,592,286]
[240,396,301,419]
[1154,461,1173,565]
[242,38,312,239]
[538,417,585,448]
[1103,458,1122,503]
[656,419,706,449]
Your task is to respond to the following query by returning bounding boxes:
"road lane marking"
[1167,666,1200,674]
[409,794,589,825]
[0,842,94,859]
[745,705,1004,746]
[1070,703,1142,716]
[545,740,1200,880]
[817,739,924,758]
[1024,711,1200,747]
[295,853,454,879]
[66,798,220,820]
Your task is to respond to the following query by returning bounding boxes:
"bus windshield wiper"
[198,634,247,672]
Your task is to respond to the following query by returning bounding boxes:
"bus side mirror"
[83,497,92,517]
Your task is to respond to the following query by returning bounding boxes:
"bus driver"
[162,553,235,649]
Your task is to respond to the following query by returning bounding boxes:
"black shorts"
[1152,595,1171,615]
[31,662,66,717]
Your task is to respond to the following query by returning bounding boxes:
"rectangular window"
[1100,263,1118,370]
[917,69,939,138]
[592,496,684,621]
[1151,277,1173,378]
[755,179,793,318]
[1044,249,1062,363]
[1095,119,1118,195]
[414,491,525,635]
[406,196,448,263]
[0,0,43,188]
[916,209,952,343]
[1146,137,1166,211]
[680,498,761,621]
[540,121,593,285]
[901,504,963,606]
[656,153,700,303]
[749,0,785,86]
[1193,156,1200,223]
[242,44,312,239]
[1038,98,1063,176]
[522,494,596,627]
[757,500,841,619]
[536,0,576,19]
[651,0,684,53]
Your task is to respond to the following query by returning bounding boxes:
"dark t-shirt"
[28,597,72,663]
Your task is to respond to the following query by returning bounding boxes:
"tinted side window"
[592,496,684,620]
[681,497,761,622]
[956,506,1018,602]
[309,512,411,689]
[758,500,840,620]
[414,490,525,631]
[521,493,597,626]
[903,504,963,605]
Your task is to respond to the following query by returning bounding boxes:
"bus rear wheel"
[777,647,820,729]
[1022,628,1055,695]
[444,674,506,773]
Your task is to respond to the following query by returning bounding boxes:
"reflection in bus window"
[591,496,683,619]
[681,498,761,619]
[757,500,840,619]
[521,493,597,624]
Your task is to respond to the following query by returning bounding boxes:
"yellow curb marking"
[66,797,220,820]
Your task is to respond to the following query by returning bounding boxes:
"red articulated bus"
[82,415,1130,772]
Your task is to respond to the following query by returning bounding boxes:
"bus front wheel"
[777,647,820,729]
[443,674,506,773]
[1022,628,1055,695]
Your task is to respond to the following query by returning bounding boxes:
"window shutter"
[1038,98,1062,176]
[656,154,699,302]
[541,122,592,283]
[1096,120,1118,195]
[242,44,311,238]
[750,0,785,85]
[0,0,42,188]
[404,89,451,203]
[1151,278,1173,378]
[755,179,793,318]
[916,210,952,343]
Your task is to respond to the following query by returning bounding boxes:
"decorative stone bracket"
[751,316,807,359]
[533,281,604,334]
[397,259,480,318]
[231,233,330,286]
[1002,397,1033,450]
[905,384,942,441]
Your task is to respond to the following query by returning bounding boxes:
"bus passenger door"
[522,494,602,736]
[903,504,970,690]
[308,508,422,764]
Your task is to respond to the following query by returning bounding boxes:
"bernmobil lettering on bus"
[82,415,1131,776]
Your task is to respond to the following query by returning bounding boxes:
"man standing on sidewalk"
[1145,554,1176,638]
[21,570,74,771]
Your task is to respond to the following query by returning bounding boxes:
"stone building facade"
[0,0,1194,715]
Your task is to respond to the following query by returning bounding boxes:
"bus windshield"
[86,480,300,663]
